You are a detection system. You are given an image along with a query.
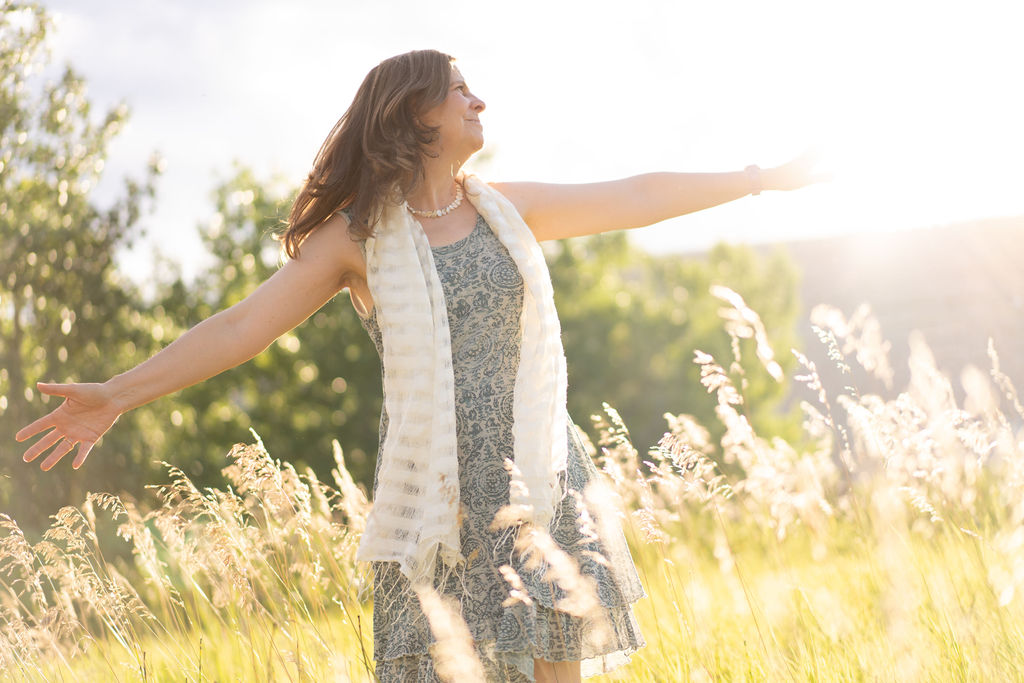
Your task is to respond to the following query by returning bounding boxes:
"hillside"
[762,215,1024,399]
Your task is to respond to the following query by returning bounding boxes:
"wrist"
[103,374,139,413]
[758,165,787,192]
[744,165,762,196]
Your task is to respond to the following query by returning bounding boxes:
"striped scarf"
[355,176,568,585]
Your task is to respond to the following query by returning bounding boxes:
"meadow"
[3,292,1023,682]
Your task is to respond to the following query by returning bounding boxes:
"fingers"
[813,168,836,184]
[801,146,834,183]
[15,413,57,442]
[36,381,73,398]
[40,439,77,472]
[22,428,63,463]
[72,442,95,470]
[21,428,93,471]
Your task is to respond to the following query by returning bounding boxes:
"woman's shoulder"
[292,210,365,276]
[331,208,368,257]
[333,206,368,240]
[477,181,532,223]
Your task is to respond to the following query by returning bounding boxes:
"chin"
[458,141,483,160]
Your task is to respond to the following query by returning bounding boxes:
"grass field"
[4,299,1024,682]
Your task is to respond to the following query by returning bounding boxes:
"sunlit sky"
[43,0,1024,284]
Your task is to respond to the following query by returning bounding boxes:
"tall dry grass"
[3,288,1024,681]
[1,437,376,681]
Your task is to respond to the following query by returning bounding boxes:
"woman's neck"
[408,155,465,211]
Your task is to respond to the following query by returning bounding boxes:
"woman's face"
[419,67,486,159]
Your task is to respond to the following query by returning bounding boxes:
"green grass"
[5,301,1024,681]
[615,513,1024,681]
[12,501,1024,682]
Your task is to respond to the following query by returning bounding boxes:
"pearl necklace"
[405,183,464,218]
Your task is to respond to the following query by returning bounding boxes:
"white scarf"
[355,176,568,585]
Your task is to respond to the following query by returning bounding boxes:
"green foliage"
[0,3,165,529]
[10,315,1024,681]
[547,232,802,457]
[0,1,803,528]
[152,167,382,490]
[157,193,803,493]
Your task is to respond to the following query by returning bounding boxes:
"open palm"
[15,382,123,470]
[772,147,834,191]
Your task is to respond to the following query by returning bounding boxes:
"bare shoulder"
[483,179,637,241]
[289,211,366,284]
[488,181,531,207]
[486,181,538,221]
[485,181,582,241]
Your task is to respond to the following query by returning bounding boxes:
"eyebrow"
[450,78,467,88]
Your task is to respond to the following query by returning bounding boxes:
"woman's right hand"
[12,211,363,473]
[15,382,123,471]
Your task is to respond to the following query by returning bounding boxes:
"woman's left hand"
[764,147,833,192]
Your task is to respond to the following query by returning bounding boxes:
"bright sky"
[43,0,1024,284]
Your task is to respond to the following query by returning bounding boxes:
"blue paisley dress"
[357,213,645,681]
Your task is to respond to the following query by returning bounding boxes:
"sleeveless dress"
[356,213,646,682]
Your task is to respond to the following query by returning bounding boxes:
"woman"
[16,50,823,681]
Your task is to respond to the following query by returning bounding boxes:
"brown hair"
[282,49,455,257]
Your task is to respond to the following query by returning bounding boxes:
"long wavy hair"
[282,50,455,257]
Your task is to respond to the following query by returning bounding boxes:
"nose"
[471,94,485,113]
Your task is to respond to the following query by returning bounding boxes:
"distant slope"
[756,215,1024,399]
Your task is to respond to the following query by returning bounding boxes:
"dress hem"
[373,596,647,682]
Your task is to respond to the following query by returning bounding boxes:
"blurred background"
[2,0,1022,531]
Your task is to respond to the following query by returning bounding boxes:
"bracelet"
[744,164,762,196]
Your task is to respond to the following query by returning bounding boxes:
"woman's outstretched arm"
[494,150,827,241]
[16,214,361,471]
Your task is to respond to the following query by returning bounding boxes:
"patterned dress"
[357,213,646,681]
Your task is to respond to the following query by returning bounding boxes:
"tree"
[151,175,804,492]
[152,167,384,489]
[0,4,804,521]
[0,3,164,529]
[546,232,802,458]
